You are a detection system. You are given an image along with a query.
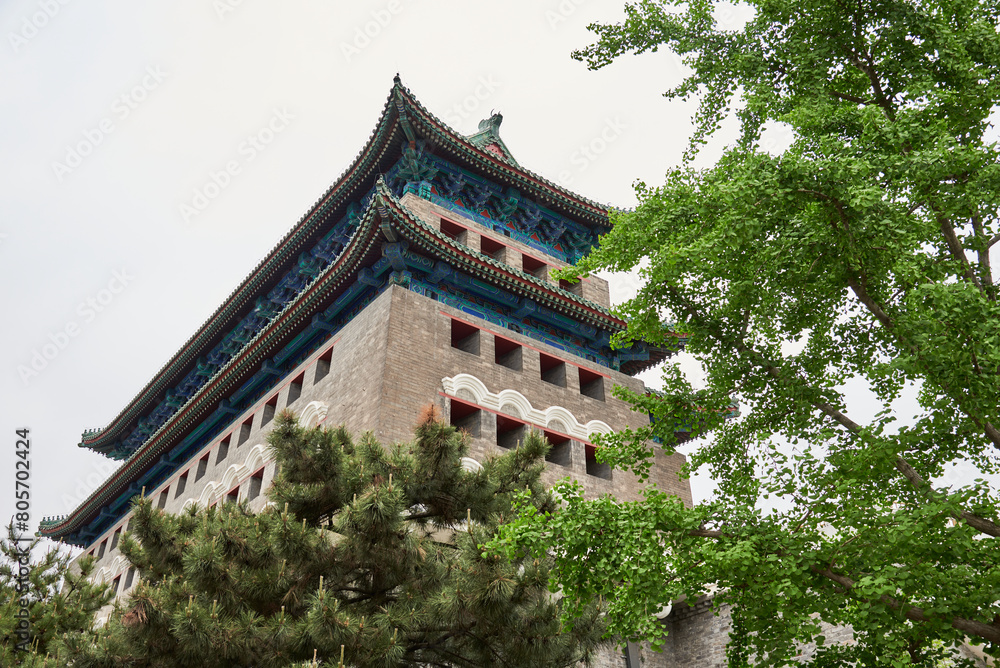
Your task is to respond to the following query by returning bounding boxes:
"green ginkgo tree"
[492,0,1000,665]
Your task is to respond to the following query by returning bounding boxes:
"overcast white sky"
[3,0,986,550]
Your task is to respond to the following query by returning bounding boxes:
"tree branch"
[664,285,1000,537]
[805,198,1000,453]
[836,45,896,121]
[827,89,874,106]
[813,567,1000,644]
[970,213,994,298]
[893,457,1000,537]
[807,402,999,536]
[662,520,1000,644]
[688,528,724,539]
[937,213,982,291]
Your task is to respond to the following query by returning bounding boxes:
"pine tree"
[1,525,111,666]
[58,408,606,667]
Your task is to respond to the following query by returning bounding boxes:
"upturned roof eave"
[77,92,402,455]
[79,77,611,456]
[381,185,625,330]
[42,201,388,541]
[42,180,624,542]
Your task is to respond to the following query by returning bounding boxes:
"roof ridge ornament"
[375,176,398,242]
[466,112,519,167]
[477,111,503,134]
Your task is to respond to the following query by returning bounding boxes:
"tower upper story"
[40,78,686,549]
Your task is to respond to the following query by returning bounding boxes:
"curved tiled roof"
[77,77,612,457]
[41,178,654,543]
[42,80,685,544]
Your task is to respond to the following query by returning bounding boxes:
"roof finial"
[478,111,502,133]
[393,73,402,86]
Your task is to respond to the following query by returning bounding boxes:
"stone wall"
[377,285,690,503]
[72,286,400,620]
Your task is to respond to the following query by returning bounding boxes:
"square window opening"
[97,539,107,560]
[450,399,482,438]
[262,395,278,426]
[287,373,304,405]
[248,468,264,501]
[226,487,239,504]
[440,218,469,245]
[521,254,548,281]
[480,236,507,263]
[315,347,333,383]
[216,436,231,464]
[157,489,169,510]
[195,454,209,482]
[559,278,584,297]
[124,567,135,590]
[497,416,526,450]
[112,576,121,596]
[539,353,567,387]
[544,432,572,467]
[586,445,613,480]
[175,471,188,498]
[494,336,523,371]
[450,319,480,355]
[579,368,606,401]
[238,415,253,445]
[110,528,121,551]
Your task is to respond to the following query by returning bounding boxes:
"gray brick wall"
[71,193,687,653]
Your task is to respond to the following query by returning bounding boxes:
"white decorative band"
[184,443,271,510]
[441,373,612,442]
